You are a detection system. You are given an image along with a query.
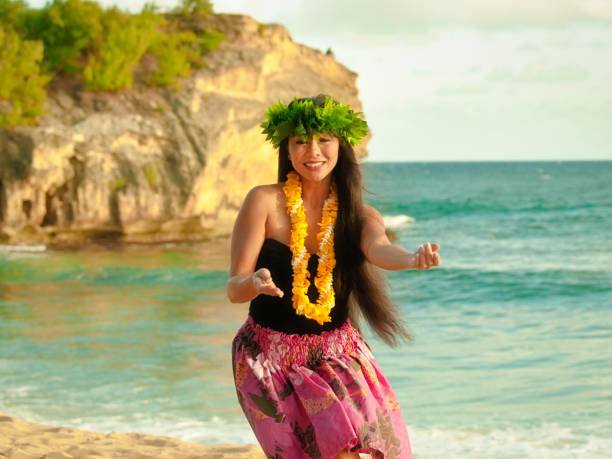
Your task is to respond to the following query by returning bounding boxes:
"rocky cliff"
[0,14,367,247]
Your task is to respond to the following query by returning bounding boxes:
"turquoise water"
[1,161,611,458]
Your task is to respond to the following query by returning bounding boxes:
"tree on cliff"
[0,0,224,128]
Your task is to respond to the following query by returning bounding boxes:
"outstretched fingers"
[414,242,441,270]
[253,268,284,297]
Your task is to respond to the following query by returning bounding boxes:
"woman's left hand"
[412,242,441,270]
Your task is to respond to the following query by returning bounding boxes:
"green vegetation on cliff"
[0,24,50,127]
[0,0,224,128]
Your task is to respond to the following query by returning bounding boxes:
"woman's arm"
[227,186,284,303]
[360,204,441,271]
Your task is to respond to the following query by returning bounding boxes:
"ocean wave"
[9,409,609,458]
[77,415,259,446]
[409,423,612,458]
[0,407,257,447]
[389,266,612,308]
[383,214,415,229]
[0,244,47,252]
[394,199,610,220]
[78,267,228,287]
[0,262,228,288]
[189,421,609,457]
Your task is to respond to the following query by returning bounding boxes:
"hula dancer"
[227,94,441,458]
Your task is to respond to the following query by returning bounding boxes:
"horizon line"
[362,158,612,163]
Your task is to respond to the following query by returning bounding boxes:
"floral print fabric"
[232,316,412,459]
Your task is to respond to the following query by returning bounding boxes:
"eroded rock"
[0,14,367,247]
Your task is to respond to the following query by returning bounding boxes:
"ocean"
[1,161,611,458]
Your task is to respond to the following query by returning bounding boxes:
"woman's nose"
[306,139,321,155]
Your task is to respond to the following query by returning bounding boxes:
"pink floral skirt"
[232,316,412,459]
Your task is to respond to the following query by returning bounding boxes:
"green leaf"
[261,95,368,147]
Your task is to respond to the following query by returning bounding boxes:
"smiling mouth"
[305,161,325,168]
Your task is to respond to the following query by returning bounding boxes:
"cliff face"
[0,14,367,246]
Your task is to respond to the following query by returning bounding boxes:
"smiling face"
[287,133,339,183]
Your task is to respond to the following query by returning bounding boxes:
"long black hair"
[277,105,411,346]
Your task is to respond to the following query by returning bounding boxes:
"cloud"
[451,0,612,27]
[487,62,592,83]
[518,42,541,52]
[245,0,612,38]
[26,0,612,31]
[434,82,488,97]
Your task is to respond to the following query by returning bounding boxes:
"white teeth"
[305,162,324,167]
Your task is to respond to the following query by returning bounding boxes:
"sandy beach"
[0,411,264,459]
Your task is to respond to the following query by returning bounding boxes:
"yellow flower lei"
[282,171,338,325]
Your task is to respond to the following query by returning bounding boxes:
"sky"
[27,0,612,161]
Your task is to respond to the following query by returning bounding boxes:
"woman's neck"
[301,175,332,209]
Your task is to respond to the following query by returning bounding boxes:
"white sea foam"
[0,244,47,260]
[0,244,47,253]
[8,408,610,458]
[3,407,258,446]
[383,214,415,229]
[107,419,610,458]
[73,415,258,446]
[409,423,612,459]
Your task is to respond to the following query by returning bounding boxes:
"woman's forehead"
[289,132,336,140]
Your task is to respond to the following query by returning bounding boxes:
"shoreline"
[0,410,264,458]
[0,236,232,273]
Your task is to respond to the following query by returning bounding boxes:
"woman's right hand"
[252,268,284,298]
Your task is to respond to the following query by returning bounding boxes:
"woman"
[227,94,440,459]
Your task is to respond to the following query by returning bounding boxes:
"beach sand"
[0,411,265,458]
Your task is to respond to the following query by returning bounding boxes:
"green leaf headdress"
[260,94,369,148]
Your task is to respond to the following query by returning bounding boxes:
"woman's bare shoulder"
[362,203,384,222]
[250,183,283,195]
[242,183,283,207]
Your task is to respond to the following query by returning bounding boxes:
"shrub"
[175,0,212,16]
[0,0,26,26]
[110,177,127,190]
[199,29,224,53]
[0,0,226,125]
[83,8,163,90]
[21,0,104,74]
[147,30,198,87]
[0,25,49,128]
[143,13,224,87]
[143,163,158,189]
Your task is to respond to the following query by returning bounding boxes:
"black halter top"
[249,238,349,334]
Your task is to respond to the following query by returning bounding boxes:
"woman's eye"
[295,140,306,145]
[318,137,330,143]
